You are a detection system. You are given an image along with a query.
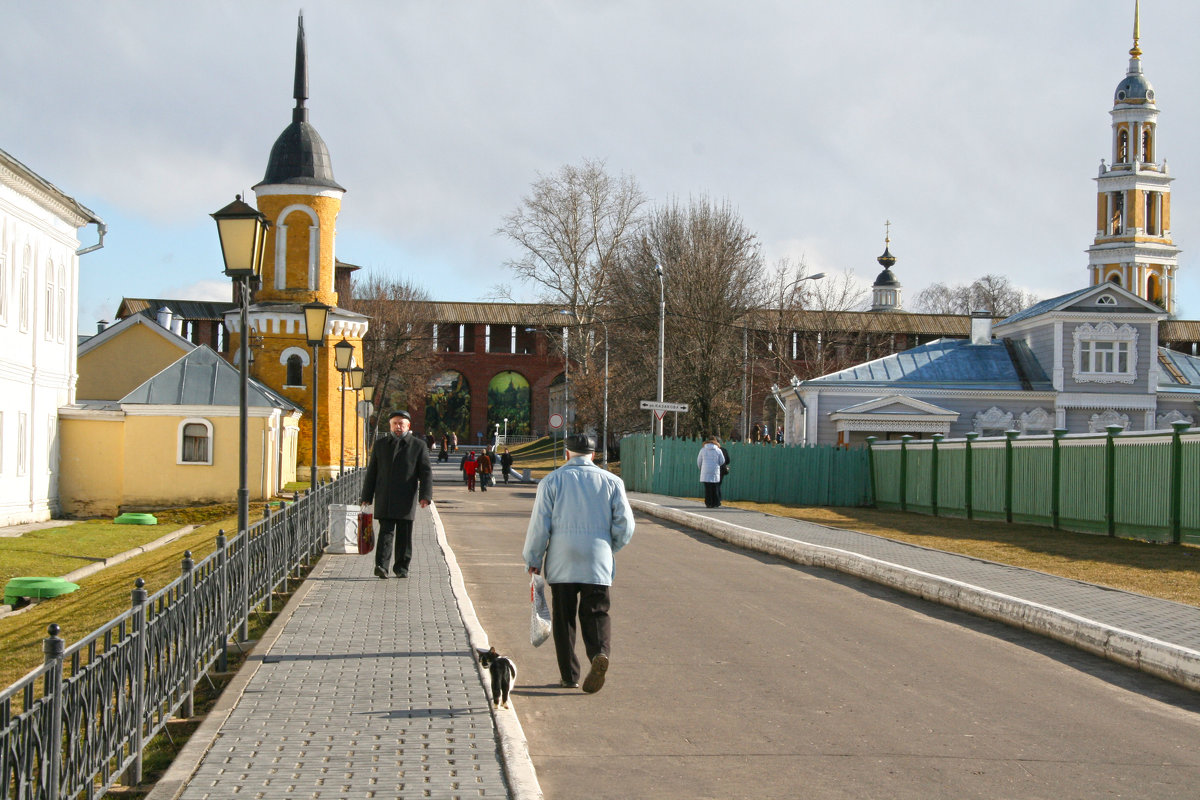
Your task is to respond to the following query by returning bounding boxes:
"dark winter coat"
[360,433,433,520]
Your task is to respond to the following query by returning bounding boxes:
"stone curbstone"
[630,499,1200,694]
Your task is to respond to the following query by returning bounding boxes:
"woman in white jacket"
[697,436,727,508]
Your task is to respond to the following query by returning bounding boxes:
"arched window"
[44,260,54,339]
[1147,274,1163,306]
[1118,129,1130,163]
[19,245,30,332]
[280,347,310,387]
[178,418,214,465]
[1142,126,1154,162]
[56,265,66,341]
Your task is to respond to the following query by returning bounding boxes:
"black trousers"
[550,583,611,683]
[703,481,721,507]
[376,518,413,574]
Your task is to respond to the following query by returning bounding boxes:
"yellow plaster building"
[60,315,301,517]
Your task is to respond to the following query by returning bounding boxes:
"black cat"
[477,647,517,709]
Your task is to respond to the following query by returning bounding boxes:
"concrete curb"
[630,499,1200,694]
[61,525,197,584]
[144,558,323,800]
[430,502,543,800]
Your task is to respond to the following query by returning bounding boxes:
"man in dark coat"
[360,410,433,579]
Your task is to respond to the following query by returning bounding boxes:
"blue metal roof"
[120,346,302,411]
[998,287,1095,326]
[802,337,1051,391]
[1158,348,1200,393]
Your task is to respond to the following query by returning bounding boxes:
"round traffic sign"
[549,413,564,430]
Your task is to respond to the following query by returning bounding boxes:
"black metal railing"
[0,470,364,800]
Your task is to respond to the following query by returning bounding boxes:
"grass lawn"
[0,503,260,692]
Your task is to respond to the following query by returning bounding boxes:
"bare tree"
[914,274,1038,317]
[497,158,645,318]
[498,159,646,432]
[342,274,437,432]
[611,197,765,438]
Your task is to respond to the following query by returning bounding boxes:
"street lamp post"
[211,196,269,540]
[334,339,354,476]
[503,417,508,445]
[655,265,665,439]
[349,366,364,468]
[555,309,610,468]
[362,385,375,457]
[743,272,825,440]
[302,302,331,488]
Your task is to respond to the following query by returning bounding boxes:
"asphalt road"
[437,476,1200,800]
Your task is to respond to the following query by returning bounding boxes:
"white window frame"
[0,252,7,325]
[57,264,66,342]
[17,411,27,476]
[44,259,54,339]
[19,246,30,333]
[178,418,214,465]
[1072,322,1138,384]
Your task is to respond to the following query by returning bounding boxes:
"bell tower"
[226,12,368,480]
[1087,1,1179,312]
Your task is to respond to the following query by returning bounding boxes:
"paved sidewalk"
[150,461,524,800]
[629,491,1200,692]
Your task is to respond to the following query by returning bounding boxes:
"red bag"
[358,509,375,555]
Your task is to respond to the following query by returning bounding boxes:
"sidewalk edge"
[430,502,543,800]
[143,557,327,800]
[631,499,1200,693]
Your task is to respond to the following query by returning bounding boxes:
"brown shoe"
[582,653,609,694]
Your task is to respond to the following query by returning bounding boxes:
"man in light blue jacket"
[523,433,635,693]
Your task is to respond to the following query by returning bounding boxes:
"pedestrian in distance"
[461,450,478,491]
[698,435,726,508]
[522,433,635,693]
[478,449,493,491]
[359,410,433,579]
[500,447,514,484]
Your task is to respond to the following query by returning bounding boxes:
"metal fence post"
[930,433,943,516]
[1170,420,1190,544]
[1004,429,1019,524]
[864,436,877,506]
[128,578,148,785]
[1105,425,1123,537]
[1051,429,1068,529]
[263,506,274,614]
[964,432,979,519]
[42,623,64,800]
[181,550,195,718]
[214,531,228,671]
[899,435,912,512]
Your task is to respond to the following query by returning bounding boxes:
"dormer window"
[1072,322,1138,384]
[1096,294,1117,306]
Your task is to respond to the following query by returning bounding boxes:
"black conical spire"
[255,10,344,192]
[293,12,308,123]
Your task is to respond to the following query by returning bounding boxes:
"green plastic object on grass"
[4,577,80,606]
[114,512,157,525]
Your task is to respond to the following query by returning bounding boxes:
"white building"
[0,147,104,524]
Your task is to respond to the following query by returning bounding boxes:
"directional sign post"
[640,400,689,414]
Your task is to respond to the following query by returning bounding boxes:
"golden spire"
[1130,0,1142,59]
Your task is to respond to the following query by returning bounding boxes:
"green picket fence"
[620,434,871,507]
[868,422,1200,544]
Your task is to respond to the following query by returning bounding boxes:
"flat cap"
[388,409,411,421]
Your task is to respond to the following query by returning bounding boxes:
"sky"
[7,0,1200,330]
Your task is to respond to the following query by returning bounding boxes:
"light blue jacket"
[697,442,725,483]
[522,456,635,585]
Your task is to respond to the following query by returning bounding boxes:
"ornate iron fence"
[0,470,364,800]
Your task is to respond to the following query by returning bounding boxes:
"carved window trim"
[1072,322,1138,384]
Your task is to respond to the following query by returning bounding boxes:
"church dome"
[1115,72,1155,105]
[258,120,344,191]
[873,246,899,287]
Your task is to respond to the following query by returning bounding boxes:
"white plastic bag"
[530,574,552,647]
